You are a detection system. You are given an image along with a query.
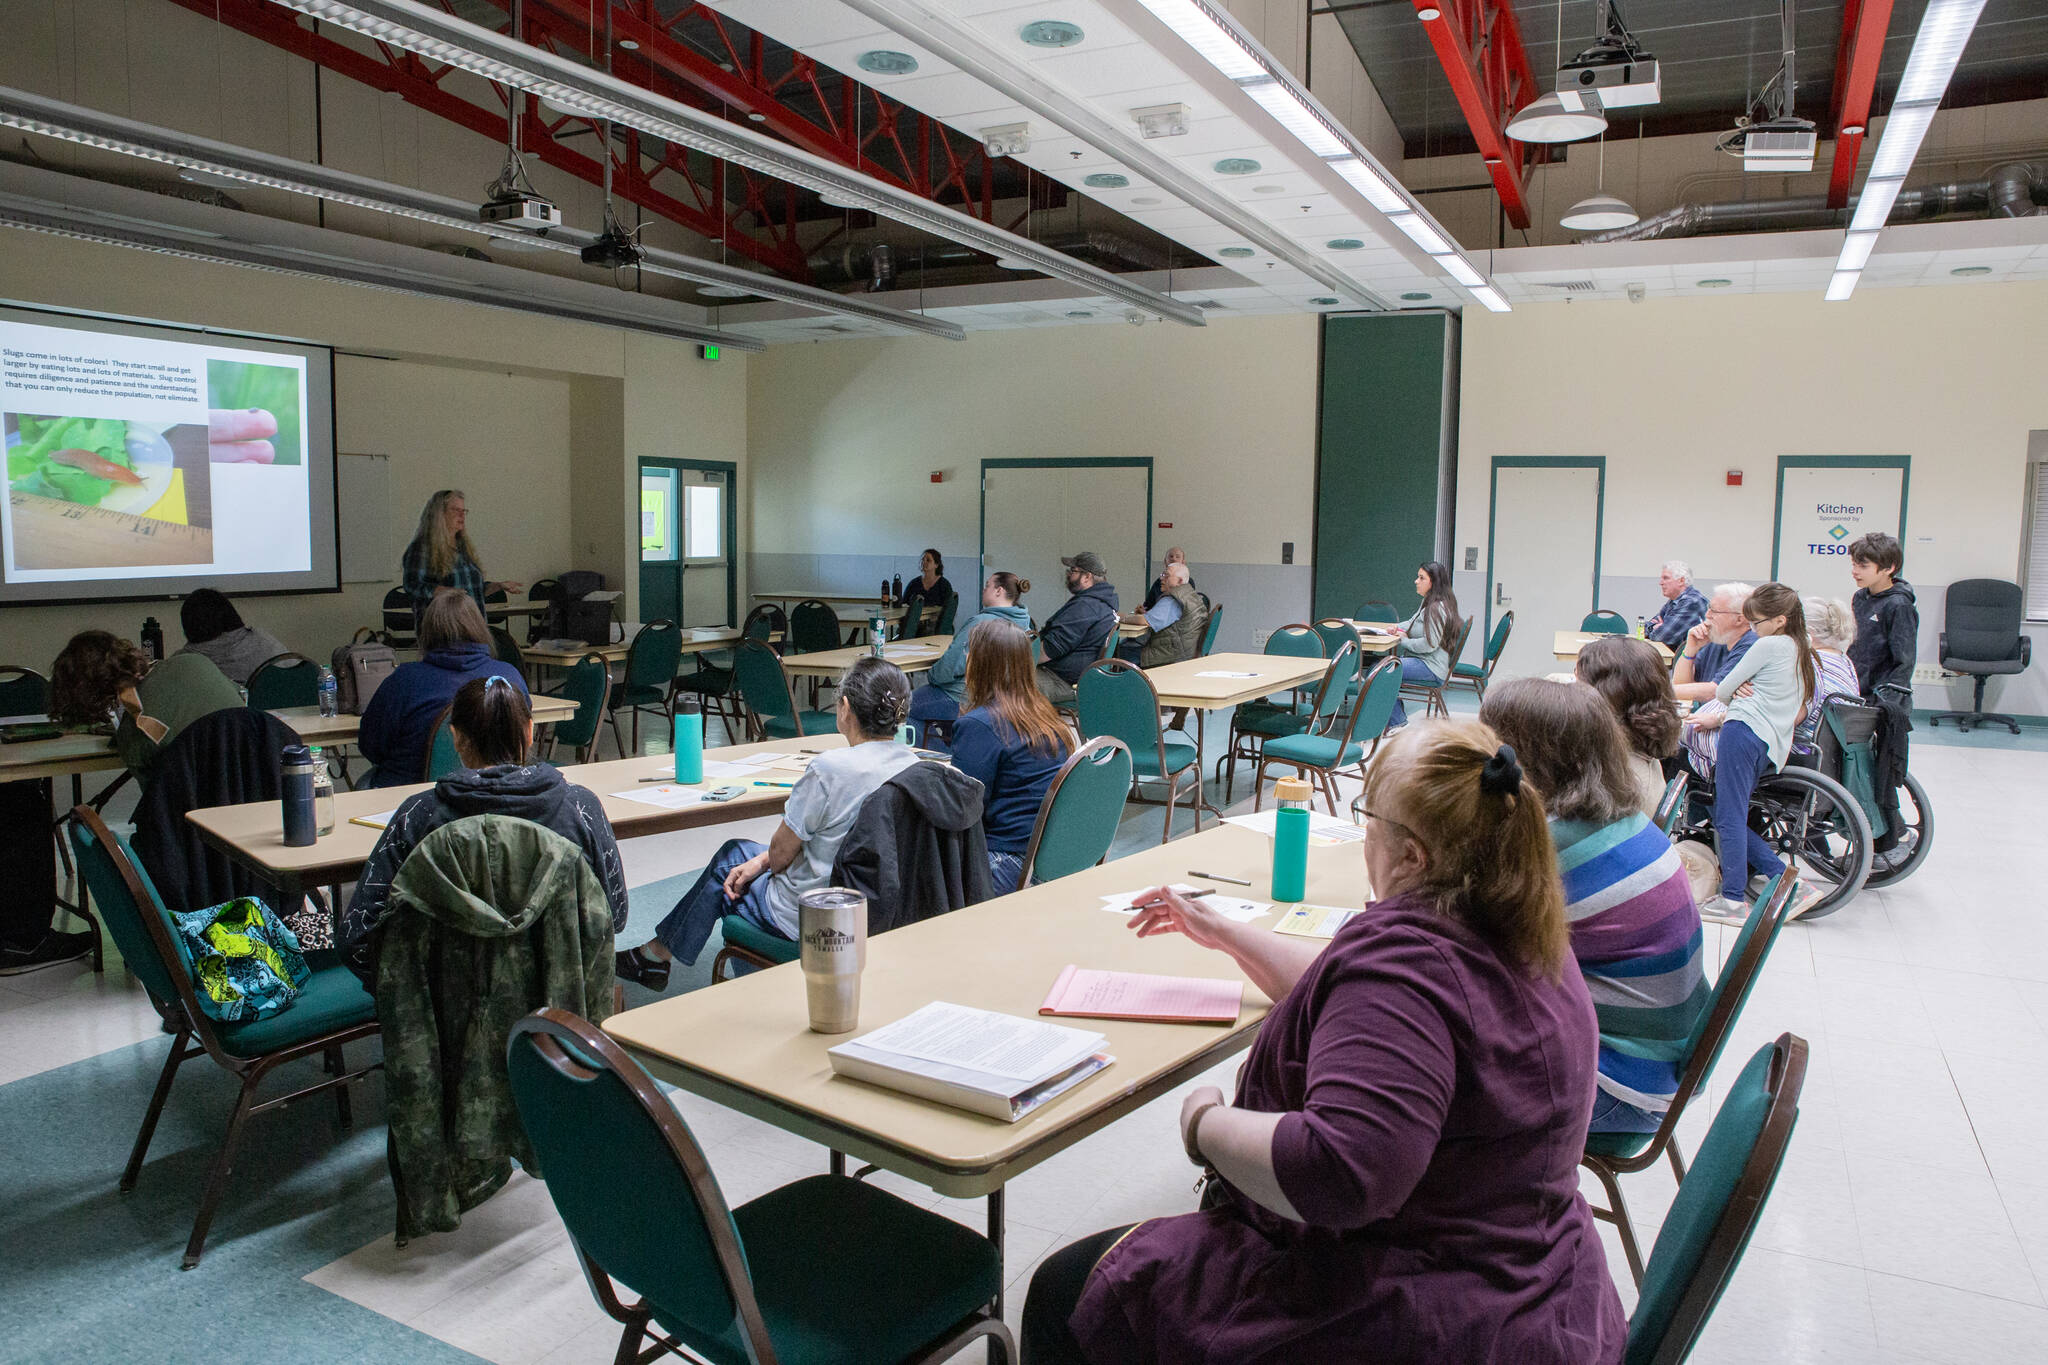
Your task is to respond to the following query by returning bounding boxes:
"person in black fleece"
[1034,550,1120,704]
[340,676,626,983]
[1846,532,1919,695]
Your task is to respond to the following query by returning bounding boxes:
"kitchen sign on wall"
[1772,456,1911,586]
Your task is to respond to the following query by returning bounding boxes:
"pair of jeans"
[1022,1225,1137,1365]
[1386,657,1444,727]
[1589,1087,1663,1135]
[650,838,782,965]
[987,849,1025,897]
[908,683,960,731]
[1710,720,1784,901]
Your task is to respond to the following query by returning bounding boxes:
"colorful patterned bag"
[170,897,312,1023]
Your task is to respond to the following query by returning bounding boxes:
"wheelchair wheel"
[1863,771,1932,888]
[1755,767,1872,920]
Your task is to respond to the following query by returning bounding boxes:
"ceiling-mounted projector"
[580,226,643,269]
[478,193,561,231]
[1554,54,1661,111]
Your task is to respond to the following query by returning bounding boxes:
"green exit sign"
[698,343,720,361]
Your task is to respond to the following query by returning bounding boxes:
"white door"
[1488,462,1602,682]
[982,463,1151,625]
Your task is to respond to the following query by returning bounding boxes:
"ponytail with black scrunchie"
[1479,744,1522,797]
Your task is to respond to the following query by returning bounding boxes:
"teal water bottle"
[672,696,704,784]
[1271,776,1311,903]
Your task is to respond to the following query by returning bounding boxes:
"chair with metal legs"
[69,805,380,1269]
[1077,660,1216,844]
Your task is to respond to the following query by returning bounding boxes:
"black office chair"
[1930,578,2031,734]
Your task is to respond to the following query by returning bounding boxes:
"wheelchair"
[1669,693,1930,920]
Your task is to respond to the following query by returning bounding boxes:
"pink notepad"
[1039,965,1243,1024]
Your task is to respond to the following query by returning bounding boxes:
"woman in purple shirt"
[1023,720,1626,1365]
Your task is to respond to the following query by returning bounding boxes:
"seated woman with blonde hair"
[1022,720,1624,1365]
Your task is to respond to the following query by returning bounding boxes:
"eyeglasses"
[1706,606,1742,618]
[1362,808,1417,844]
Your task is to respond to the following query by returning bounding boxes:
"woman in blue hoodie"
[907,570,1034,743]
[358,588,526,787]
[341,676,626,983]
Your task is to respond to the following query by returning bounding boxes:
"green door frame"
[639,456,738,625]
[978,457,1154,586]
[1770,455,1911,579]
[1484,456,1606,643]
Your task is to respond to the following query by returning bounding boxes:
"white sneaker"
[1699,895,1752,926]
[1785,881,1828,921]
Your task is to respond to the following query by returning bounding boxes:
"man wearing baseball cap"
[1035,551,1121,703]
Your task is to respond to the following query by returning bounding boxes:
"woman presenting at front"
[401,488,521,621]
[1023,720,1624,1365]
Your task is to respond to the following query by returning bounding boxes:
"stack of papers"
[828,1001,1113,1122]
[1040,966,1241,1023]
[1098,883,1270,923]
[349,808,400,831]
[1223,809,1368,844]
[1273,904,1362,939]
[613,784,722,811]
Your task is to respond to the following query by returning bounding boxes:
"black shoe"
[0,930,95,976]
[615,946,671,993]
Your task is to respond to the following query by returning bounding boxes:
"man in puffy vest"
[1120,561,1208,667]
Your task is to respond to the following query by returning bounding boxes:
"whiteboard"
[337,453,394,584]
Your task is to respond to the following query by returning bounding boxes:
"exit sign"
[698,343,721,361]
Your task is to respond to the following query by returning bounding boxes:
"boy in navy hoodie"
[1846,532,1918,695]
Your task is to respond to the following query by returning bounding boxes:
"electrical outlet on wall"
[1911,664,1956,684]
[1251,627,1271,647]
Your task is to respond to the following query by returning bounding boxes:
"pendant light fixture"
[1505,0,1607,143]
[1560,130,1638,230]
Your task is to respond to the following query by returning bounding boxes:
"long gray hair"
[410,488,482,580]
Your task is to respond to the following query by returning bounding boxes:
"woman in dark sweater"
[359,588,525,787]
[341,677,625,983]
[899,547,953,627]
[947,620,1073,895]
[1024,720,1625,1365]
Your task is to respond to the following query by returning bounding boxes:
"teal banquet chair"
[1253,648,1383,816]
[610,619,684,756]
[488,626,528,685]
[1399,615,1472,722]
[733,639,836,741]
[544,651,610,765]
[1653,771,1689,836]
[1077,659,1216,844]
[69,806,380,1269]
[1018,737,1135,886]
[1309,617,1356,661]
[1445,610,1513,703]
[1624,1034,1808,1365]
[1354,600,1398,625]
[245,653,321,711]
[1585,872,1800,1285]
[1196,602,1224,656]
[675,604,782,743]
[506,1008,1015,1365]
[1582,609,1630,634]
[787,599,844,655]
[1218,624,1324,798]
[423,702,463,781]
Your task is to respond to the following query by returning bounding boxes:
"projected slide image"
[206,359,301,466]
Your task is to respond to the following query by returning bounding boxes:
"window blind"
[2027,460,2048,621]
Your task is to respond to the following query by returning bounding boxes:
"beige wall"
[1457,279,2048,709]
[0,229,748,672]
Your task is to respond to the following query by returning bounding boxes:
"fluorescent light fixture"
[1867,102,1937,181]
[0,84,966,340]
[1838,230,1880,272]
[1895,0,1989,103]
[267,0,1204,326]
[1849,177,1902,234]
[1824,269,1861,302]
[1389,212,1453,255]
[1437,254,1486,288]
[1130,0,1265,81]
[1328,156,1410,214]
[1239,77,1348,157]
[1469,284,1512,312]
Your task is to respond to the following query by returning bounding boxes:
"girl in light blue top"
[1688,583,1816,925]
[907,570,1033,742]
[1387,560,1461,727]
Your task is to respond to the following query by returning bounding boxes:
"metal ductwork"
[1586,160,2048,242]
[807,230,1176,291]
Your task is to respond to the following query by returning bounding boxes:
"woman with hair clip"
[400,488,521,621]
[1481,678,1708,1136]
[1023,721,1624,1365]
[1386,560,1461,727]
[616,657,920,991]
[1683,582,1818,925]
[909,570,1034,740]
[948,620,1074,895]
[1574,635,1683,816]
[340,675,627,984]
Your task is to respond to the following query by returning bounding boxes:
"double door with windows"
[639,458,735,628]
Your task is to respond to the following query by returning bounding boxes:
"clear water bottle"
[1635,615,1647,639]
[316,666,339,718]
[310,746,336,836]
